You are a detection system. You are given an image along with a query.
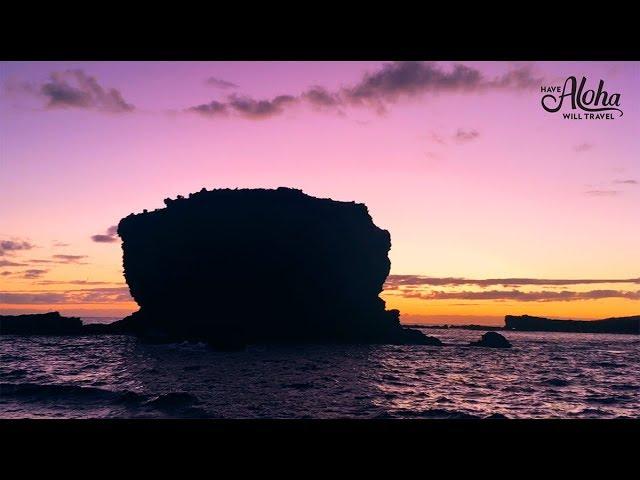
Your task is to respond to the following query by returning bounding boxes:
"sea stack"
[114,187,440,347]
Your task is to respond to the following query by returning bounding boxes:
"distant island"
[2,312,638,337]
[504,314,639,334]
[414,314,639,335]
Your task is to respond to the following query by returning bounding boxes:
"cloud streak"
[0,259,28,267]
[574,143,594,152]
[385,275,640,288]
[205,77,238,89]
[0,240,35,256]
[22,269,48,279]
[585,190,620,197]
[188,62,543,120]
[91,225,119,243]
[0,287,133,304]
[52,254,88,264]
[13,70,134,113]
[453,129,480,143]
[395,289,640,302]
[384,275,640,303]
[35,280,124,286]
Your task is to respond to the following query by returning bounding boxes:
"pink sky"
[1,61,638,323]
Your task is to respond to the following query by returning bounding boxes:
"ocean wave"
[0,382,141,404]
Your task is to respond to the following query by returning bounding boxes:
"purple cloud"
[385,275,640,288]
[453,129,480,143]
[205,77,238,89]
[585,190,620,197]
[91,225,119,243]
[227,94,297,119]
[395,288,640,302]
[0,240,35,256]
[42,70,134,112]
[187,62,543,120]
[0,287,132,304]
[22,269,48,279]
[52,254,88,264]
[574,143,594,152]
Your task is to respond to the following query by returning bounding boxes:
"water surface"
[1,325,638,419]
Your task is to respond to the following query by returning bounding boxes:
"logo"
[540,76,622,119]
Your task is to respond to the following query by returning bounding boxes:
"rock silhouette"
[0,312,83,335]
[113,187,441,347]
[505,314,639,334]
[469,332,512,348]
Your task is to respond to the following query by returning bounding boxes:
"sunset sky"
[1,61,638,324]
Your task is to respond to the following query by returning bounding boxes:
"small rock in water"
[469,331,512,349]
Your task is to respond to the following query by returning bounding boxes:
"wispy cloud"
[189,94,298,120]
[188,62,543,120]
[301,86,342,108]
[342,62,540,109]
[34,280,124,286]
[574,143,594,152]
[187,100,228,117]
[393,289,640,302]
[52,254,88,264]
[453,129,480,143]
[91,225,119,243]
[22,269,48,279]
[0,259,28,267]
[10,70,134,113]
[2,268,50,279]
[425,129,480,146]
[228,94,297,119]
[584,190,620,196]
[0,287,133,304]
[613,179,637,185]
[0,240,35,256]
[205,77,238,89]
[385,275,640,288]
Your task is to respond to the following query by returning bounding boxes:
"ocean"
[1,320,638,419]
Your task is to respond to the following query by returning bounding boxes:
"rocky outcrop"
[114,187,440,347]
[469,332,512,348]
[0,312,83,335]
[505,314,639,334]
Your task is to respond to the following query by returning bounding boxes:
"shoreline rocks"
[0,312,83,335]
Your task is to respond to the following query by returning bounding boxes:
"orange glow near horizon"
[1,61,638,323]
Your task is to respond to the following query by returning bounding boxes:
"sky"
[1,61,638,324]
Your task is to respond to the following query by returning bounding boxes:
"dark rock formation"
[0,312,83,335]
[113,187,440,347]
[505,314,639,335]
[469,331,512,348]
